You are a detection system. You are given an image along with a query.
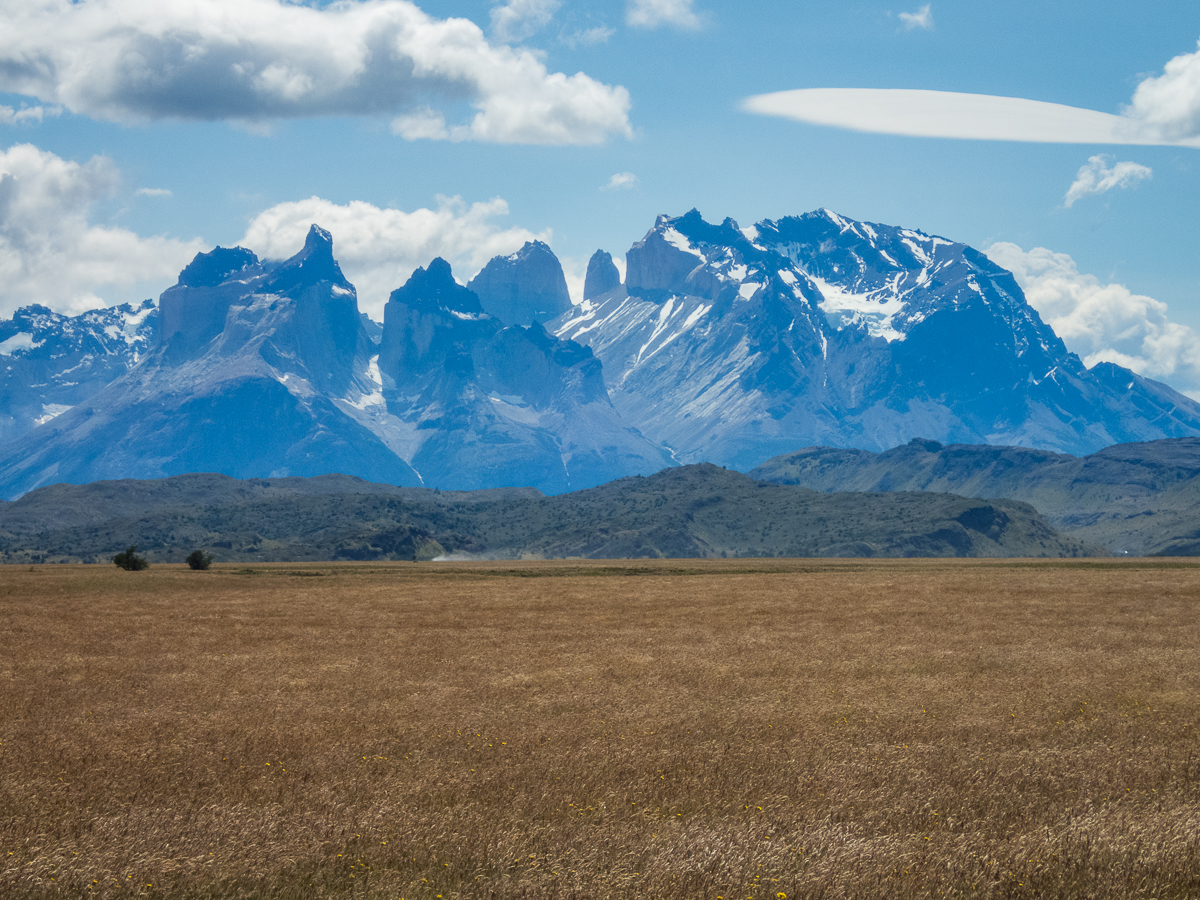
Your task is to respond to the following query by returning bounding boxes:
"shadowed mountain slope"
[750,437,1200,555]
[0,227,421,497]
[0,301,158,444]
[374,258,672,493]
[0,464,1100,563]
[553,209,1200,469]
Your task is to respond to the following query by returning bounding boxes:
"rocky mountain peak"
[584,250,621,299]
[389,258,485,316]
[467,240,571,324]
[264,223,348,294]
[625,209,772,303]
[178,246,259,288]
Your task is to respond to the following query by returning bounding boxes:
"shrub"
[186,549,214,571]
[112,545,149,571]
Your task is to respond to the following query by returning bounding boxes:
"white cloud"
[987,242,1200,398]
[0,104,61,126]
[559,26,615,48]
[1124,39,1200,144]
[627,0,703,30]
[0,143,204,317]
[742,88,1200,146]
[0,0,632,146]
[898,4,933,31]
[391,107,450,141]
[491,0,560,43]
[135,187,172,198]
[558,254,586,306]
[601,172,638,191]
[1064,155,1151,208]
[240,195,550,320]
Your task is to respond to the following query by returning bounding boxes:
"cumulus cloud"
[0,0,632,145]
[898,4,933,31]
[0,104,61,126]
[627,0,703,30]
[0,143,204,317]
[135,187,172,198]
[1064,155,1151,208]
[987,242,1200,397]
[240,195,550,320]
[601,172,638,191]
[491,0,560,43]
[1124,39,1200,144]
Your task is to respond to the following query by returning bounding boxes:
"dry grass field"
[1,559,1198,899]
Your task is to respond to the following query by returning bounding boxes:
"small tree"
[186,549,214,571]
[113,545,149,571]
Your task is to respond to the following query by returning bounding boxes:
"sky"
[4,1,1200,394]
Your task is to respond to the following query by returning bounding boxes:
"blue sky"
[4,1,1200,392]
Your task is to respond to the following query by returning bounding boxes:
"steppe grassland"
[1,559,1198,899]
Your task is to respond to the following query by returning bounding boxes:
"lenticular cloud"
[0,0,632,145]
[742,88,1200,148]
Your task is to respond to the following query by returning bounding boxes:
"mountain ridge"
[553,209,1200,468]
[0,463,1102,563]
[750,436,1200,555]
[2,206,1200,500]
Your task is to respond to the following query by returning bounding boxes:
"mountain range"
[1,207,1199,500]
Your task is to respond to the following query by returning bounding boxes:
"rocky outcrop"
[624,210,740,302]
[0,226,420,497]
[377,259,672,493]
[0,301,158,444]
[554,208,1200,470]
[467,240,572,324]
[584,250,621,299]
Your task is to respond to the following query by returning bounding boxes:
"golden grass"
[1,558,1198,899]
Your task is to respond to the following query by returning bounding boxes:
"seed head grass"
[1,558,1197,898]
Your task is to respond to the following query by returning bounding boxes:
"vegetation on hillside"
[0,465,1102,563]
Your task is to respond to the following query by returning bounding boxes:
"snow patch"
[488,395,540,427]
[738,282,761,300]
[901,238,931,266]
[347,356,385,410]
[683,304,711,329]
[0,333,38,356]
[662,227,706,260]
[331,285,355,297]
[34,403,72,425]
[810,275,908,343]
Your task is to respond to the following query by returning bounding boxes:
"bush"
[186,549,214,571]
[113,545,149,571]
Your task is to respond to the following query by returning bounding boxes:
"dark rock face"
[584,250,621,299]
[0,301,158,444]
[0,225,419,497]
[467,240,572,324]
[554,208,1200,469]
[625,210,742,302]
[379,259,672,494]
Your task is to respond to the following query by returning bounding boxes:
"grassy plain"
[1,559,1198,899]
